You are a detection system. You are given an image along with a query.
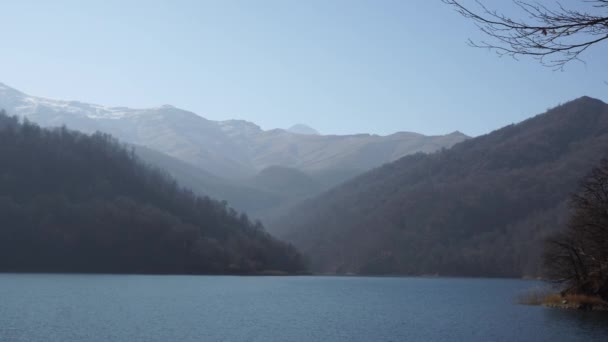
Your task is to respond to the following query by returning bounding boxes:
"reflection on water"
[543,308,608,337]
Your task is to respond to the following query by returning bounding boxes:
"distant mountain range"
[270,96,608,277]
[0,83,467,178]
[3,82,605,278]
[0,82,468,217]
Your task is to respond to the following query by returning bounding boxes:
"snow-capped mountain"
[0,82,145,120]
[0,83,251,178]
[0,82,469,180]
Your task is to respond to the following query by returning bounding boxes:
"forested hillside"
[0,111,306,274]
[272,97,608,277]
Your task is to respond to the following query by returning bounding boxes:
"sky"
[1,0,606,137]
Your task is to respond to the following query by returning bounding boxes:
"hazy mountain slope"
[133,145,283,214]
[0,82,468,182]
[222,127,469,173]
[244,166,323,197]
[271,97,608,277]
[0,112,305,274]
[135,147,331,221]
[287,124,319,135]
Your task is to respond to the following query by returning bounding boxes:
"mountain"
[223,128,469,176]
[0,111,306,274]
[287,124,319,135]
[0,82,251,178]
[133,145,284,214]
[245,166,322,197]
[0,83,468,182]
[270,97,608,277]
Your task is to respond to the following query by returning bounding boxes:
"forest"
[272,96,608,277]
[0,111,306,274]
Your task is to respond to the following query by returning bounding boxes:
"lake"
[1,274,607,341]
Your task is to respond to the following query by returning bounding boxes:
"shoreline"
[518,288,608,312]
[0,271,542,280]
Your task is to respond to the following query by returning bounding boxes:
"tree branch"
[443,0,608,69]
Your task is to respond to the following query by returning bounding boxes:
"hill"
[287,124,320,135]
[271,97,608,277]
[0,112,306,274]
[245,166,322,197]
[0,82,468,220]
[133,145,284,215]
[0,82,468,180]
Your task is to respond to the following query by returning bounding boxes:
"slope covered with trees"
[0,111,306,274]
[271,97,608,277]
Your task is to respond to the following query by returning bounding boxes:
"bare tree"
[544,159,608,298]
[443,0,608,69]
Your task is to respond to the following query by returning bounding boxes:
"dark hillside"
[272,97,608,277]
[0,112,306,274]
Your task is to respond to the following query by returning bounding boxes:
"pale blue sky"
[1,0,606,136]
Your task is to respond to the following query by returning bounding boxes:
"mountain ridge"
[287,124,320,135]
[0,82,469,219]
[0,82,469,179]
[271,96,608,277]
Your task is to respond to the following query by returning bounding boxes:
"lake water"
[1,274,607,341]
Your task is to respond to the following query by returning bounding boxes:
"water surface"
[1,274,607,341]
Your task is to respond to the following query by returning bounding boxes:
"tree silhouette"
[544,159,608,298]
[443,0,608,69]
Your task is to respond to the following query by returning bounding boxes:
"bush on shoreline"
[518,287,608,311]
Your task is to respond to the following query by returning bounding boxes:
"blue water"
[1,274,607,341]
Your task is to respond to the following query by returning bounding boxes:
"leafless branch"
[443,0,608,69]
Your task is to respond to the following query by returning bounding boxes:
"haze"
[2,0,606,137]
[3,1,608,341]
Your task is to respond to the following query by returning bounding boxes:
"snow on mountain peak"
[0,82,146,120]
